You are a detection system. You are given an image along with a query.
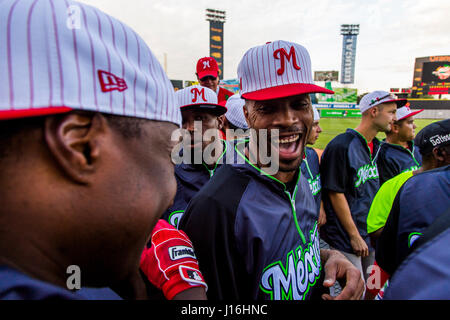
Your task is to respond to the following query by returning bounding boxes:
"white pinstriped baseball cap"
[176,85,227,116]
[0,0,181,126]
[312,105,320,121]
[237,40,334,101]
[225,94,248,129]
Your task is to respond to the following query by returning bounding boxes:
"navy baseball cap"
[414,119,450,155]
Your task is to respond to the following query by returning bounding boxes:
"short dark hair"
[103,113,146,139]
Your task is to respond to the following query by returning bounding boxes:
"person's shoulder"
[189,164,252,209]
[383,170,414,187]
[305,146,315,157]
[219,86,235,97]
[322,131,353,160]
[404,164,450,188]
[325,130,354,149]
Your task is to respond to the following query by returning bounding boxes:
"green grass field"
[314,117,440,150]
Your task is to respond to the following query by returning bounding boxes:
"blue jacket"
[0,265,121,300]
[162,140,235,228]
[376,164,450,275]
[179,141,322,300]
[376,140,422,185]
[321,129,381,253]
[301,147,321,214]
[384,228,450,300]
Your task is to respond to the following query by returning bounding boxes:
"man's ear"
[433,146,446,163]
[391,123,400,134]
[44,112,107,184]
[243,101,250,127]
[217,115,225,131]
[370,106,379,119]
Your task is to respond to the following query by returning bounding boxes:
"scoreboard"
[412,56,450,97]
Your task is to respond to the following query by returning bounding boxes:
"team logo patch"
[98,70,128,92]
[179,265,207,287]
[408,232,423,248]
[307,174,321,196]
[355,163,379,187]
[169,245,196,260]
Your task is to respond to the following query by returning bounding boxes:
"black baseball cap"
[414,119,450,155]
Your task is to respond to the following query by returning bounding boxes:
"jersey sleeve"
[320,138,350,193]
[178,192,249,300]
[367,182,394,234]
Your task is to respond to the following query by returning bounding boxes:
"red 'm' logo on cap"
[98,70,128,92]
[191,87,207,103]
[273,46,301,76]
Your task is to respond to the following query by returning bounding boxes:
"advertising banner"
[314,71,339,82]
[319,109,361,118]
[318,88,357,103]
[340,35,358,84]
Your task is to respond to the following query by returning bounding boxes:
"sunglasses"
[200,76,217,82]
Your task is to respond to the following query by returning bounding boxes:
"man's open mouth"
[273,133,303,160]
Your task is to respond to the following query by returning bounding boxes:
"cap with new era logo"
[414,119,450,155]
[0,0,181,126]
[237,40,334,101]
[176,85,227,116]
[359,91,407,114]
[396,104,424,121]
[196,57,219,80]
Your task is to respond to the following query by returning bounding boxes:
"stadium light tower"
[340,24,360,84]
[205,9,226,79]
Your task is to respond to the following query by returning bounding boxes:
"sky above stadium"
[78,0,450,94]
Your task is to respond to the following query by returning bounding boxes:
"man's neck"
[244,147,298,185]
[355,122,378,144]
[274,170,298,185]
[0,231,68,289]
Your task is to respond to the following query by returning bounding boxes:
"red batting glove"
[140,219,207,300]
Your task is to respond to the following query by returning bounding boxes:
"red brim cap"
[197,70,218,80]
[0,106,73,120]
[241,83,334,101]
[180,103,227,116]
[398,109,424,121]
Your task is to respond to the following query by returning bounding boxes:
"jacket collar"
[232,139,302,195]
[347,128,382,162]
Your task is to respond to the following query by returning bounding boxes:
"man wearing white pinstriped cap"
[179,40,364,300]
[0,0,206,300]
